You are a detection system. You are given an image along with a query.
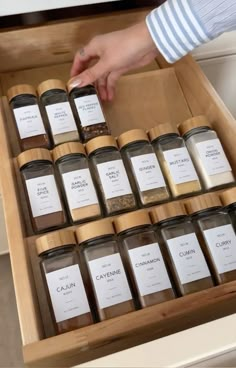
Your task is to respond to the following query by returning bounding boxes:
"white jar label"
[74,95,105,127]
[45,102,77,135]
[62,169,99,210]
[131,153,166,192]
[46,265,90,323]
[97,159,132,199]
[26,175,62,217]
[128,243,172,296]
[204,224,236,274]
[163,147,199,184]
[167,233,210,284]
[196,138,231,176]
[13,105,46,139]
[88,253,132,309]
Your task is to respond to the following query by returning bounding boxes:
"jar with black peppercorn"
[86,135,137,216]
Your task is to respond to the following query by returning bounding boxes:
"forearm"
[146,0,236,63]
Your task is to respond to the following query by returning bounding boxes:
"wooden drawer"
[1,8,236,368]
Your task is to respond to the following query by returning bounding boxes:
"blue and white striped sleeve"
[146,0,236,63]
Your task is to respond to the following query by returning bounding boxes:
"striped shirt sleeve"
[146,0,236,63]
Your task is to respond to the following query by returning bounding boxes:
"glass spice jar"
[7,84,50,151]
[52,142,102,224]
[221,188,236,235]
[149,123,201,199]
[185,193,236,285]
[179,116,235,190]
[67,81,110,142]
[36,230,94,335]
[86,135,137,216]
[37,79,80,147]
[76,218,135,321]
[114,210,175,308]
[117,129,170,207]
[17,148,67,233]
[150,202,214,296]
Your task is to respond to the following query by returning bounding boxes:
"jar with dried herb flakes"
[86,135,137,216]
[117,129,170,207]
[37,79,80,147]
[149,123,202,199]
[67,81,110,142]
[52,142,102,224]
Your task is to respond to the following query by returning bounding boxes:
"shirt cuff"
[146,0,212,64]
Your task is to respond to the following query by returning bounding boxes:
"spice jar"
[37,79,80,147]
[36,230,94,335]
[117,129,170,207]
[179,116,235,190]
[186,193,236,285]
[86,136,137,216]
[76,219,135,321]
[7,84,50,151]
[67,81,110,142]
[17,148,67,233]
[149,123,201,198]
[114,210,175,308]
[150,202,214,296]
[221,187,236,234]
[52,142,102,224]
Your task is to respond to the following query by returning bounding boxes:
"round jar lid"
[150,201,186,224]
[52,142,86,162]
[185,193,221,215]
[178,116,212,136]
[75,218,114,244]
[85,135,117,156]
[114,209,151,234]
[117,129,149,149]
[37,79,66,97]
[220,187,236,207]
[36,230,76,255]
[17,148,52,169]
[148,123,177,142]
[7,84,36,102]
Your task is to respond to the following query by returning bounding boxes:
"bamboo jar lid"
[76,218,114,244]
[185,193,222,215]
[114,210,151,234]
[150,202,186,224]
[178,116,212,136]
[37,79,66,97]
[17,148,52,169]
[7,84,36,102]
[117,129,149,149]
[148,123,177,142]
[36,230,76,255]
[86,135,117,155]
[220,187,236,207]
[52,142,86,162]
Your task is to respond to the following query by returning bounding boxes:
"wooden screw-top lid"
[36,230,76,255]
[86,135,117,155]
[17,148,52,168]
[150,202,186,224]
[148,123,177,142]
[7,84,36,102]
[117,129,149,149]
[178,116,212,136]
[114,210,151,234]
[220,187,236,207]
[37,79,66,97]
[52,142,86,162]
[185,193,221,215]
[75,218,114,244]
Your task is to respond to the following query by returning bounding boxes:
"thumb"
[68,61,108,89]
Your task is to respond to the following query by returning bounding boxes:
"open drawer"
[1,7,236,368]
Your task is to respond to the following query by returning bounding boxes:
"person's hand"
[69,20,158,101]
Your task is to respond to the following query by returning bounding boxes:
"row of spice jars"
[36,190,236,335]
[7,79,110,151]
